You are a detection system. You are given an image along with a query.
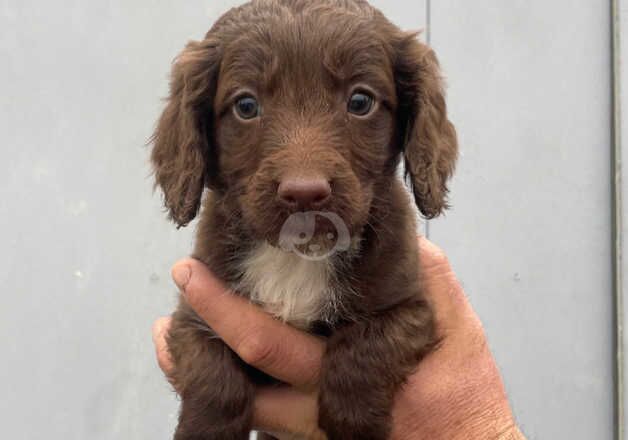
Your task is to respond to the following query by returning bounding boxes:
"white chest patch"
[238,243,337,330]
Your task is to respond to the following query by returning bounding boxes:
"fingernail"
[172,264,191,291]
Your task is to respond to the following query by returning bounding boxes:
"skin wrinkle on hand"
[153,238,525,440]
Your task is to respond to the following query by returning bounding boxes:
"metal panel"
[0,1,239,439]
[1,0,617,439]
[619,0,628,437]
[428,1,614,439]
[0,2,427,439]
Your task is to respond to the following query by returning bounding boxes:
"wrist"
[429,347,518,440]
[445,400,517,440]
[393,395,517,440]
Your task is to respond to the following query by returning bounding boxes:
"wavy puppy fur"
[151,1,458,439]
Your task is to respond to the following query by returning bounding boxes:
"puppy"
[151,0,457,439]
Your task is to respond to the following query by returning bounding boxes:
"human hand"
[152,237,524,439]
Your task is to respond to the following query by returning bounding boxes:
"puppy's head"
[152,0,457,247]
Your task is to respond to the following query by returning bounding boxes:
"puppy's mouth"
[275,211,353,260]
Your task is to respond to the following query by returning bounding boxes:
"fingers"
[417,237,481,334]
[152,317,173,374]
[253,387,325,440]
[152,316,178,392]
[172,259,325,388]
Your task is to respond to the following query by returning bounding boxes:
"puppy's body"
[152,1,458,439]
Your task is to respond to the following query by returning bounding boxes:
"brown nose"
[278,177,332,209]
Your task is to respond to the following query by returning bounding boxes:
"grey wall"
[429,1,615,439]
[0,1,619,439]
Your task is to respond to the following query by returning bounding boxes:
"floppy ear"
[151,38,221,228]
[395,33,458,219]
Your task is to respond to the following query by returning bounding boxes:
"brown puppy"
[151,0,458,439]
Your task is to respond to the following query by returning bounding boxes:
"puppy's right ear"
[151,38,221,228]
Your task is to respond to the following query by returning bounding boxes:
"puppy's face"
[152,0,457,247]
[215,19,397,243]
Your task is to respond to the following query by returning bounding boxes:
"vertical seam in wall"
[612,0,624,438]
[426,0,431,44]
[425,0,432,239]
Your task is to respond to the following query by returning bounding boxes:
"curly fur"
[151,1,458,439]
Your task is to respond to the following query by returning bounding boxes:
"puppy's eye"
[234,96,260,120]
[347,92,374,116]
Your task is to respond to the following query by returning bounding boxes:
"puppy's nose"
[278,177,332,209]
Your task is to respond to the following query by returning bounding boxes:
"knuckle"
[151,320,163,339]
[419,238,451,271]
[423,252,453,277]
[152,317,171,342]
[303,427,327,440]
[468,317,488,345]
[155,340,174,374]
[157,349,172,373]
[430,248,450,267]
[237,329,278,368]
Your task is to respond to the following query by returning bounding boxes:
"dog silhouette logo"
[278,211,351,261]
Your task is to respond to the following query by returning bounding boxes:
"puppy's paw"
[173,378,253,440]
[174,417,251,440]
[318,387,392,440]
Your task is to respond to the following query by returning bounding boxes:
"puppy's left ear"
[395,33,458,219]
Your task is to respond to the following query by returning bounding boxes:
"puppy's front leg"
[318,301,435,440]
[168,302,255,440]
